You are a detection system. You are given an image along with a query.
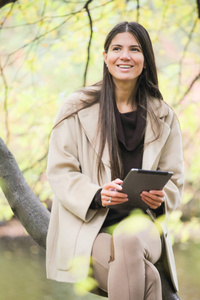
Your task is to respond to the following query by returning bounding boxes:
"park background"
[0,0,200,299]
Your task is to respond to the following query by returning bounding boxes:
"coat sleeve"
[46,111,102,222]
[158,111,184,218]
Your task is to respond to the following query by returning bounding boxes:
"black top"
[114,100,146,179]
[90,101,147,227]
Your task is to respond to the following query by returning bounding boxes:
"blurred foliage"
[0,0,200,242]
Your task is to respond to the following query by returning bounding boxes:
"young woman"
[46,21,184,299]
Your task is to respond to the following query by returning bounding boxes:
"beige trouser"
[92,213,162,300]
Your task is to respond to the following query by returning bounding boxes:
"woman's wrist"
[89,188,103,209]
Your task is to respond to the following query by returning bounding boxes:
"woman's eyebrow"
[111,44,141,48]
[110,44,122,48]
[131,45,141,48]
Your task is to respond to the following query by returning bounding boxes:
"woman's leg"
[145,259,162,299]
[108,214,162,300]
[92,232,111,292]
[92,213,162,300]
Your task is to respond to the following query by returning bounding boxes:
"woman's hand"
[140,190,165,210]
[101,178,128,207]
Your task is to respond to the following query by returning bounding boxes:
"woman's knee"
[112,231,145,261]
[112,224,161,264]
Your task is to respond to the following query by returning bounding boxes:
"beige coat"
[46,90,184,292]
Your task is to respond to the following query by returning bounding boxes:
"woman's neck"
[114,81,137,113]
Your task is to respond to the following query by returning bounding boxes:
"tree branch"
[0,138,50,249]
[176,72,200,105]
[83,0,93,87]
[22,151,48,174]
[197,0,200,18]
[0,57,10,144]
[0,0,17,9]
[136,0,140,22]
[173,17,198,103]
[2,13,76,70]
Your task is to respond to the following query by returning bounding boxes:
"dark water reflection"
[0,237,199,300]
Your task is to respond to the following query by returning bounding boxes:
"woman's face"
[103,32,145,86]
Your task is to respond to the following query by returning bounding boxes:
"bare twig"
[1,0,114,29]
[0,0,17,9]
[0,1,16,31]
[136,0,140,22]
[1,0,113,74]
[0,57,10,144]
[173,17,199,102]
[157,1,169,38]
[83,0,93,86]
[176,72,200,105]
[22,151,48,174]
[2,13,76,69]
[10,1,50,87]
[197,0,200,18]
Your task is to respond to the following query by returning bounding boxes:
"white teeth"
[119,65,132,69]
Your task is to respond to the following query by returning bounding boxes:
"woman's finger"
[101,178,128,207]
[149,190,165,197]
[141,190,165,203]
[102,181,123,192]
[101,188,127,199]
[140,192,164,209]
[101,195,128,207]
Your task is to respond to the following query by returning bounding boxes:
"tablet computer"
[110,168,173,211]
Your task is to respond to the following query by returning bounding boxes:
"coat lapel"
[142,100,170,170]
[78,103,110,168]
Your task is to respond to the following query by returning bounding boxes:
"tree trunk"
[0,137,180,299]
[0,138,49,249]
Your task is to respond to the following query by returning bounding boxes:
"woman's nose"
[120,50,131,60]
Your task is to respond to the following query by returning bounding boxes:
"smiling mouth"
[117,65,133,69]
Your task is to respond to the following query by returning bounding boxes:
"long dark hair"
[54,21,163,183]
[97,21,163,182]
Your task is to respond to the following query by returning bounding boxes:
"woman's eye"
[131,47,140,52]
[113,47,121,51]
